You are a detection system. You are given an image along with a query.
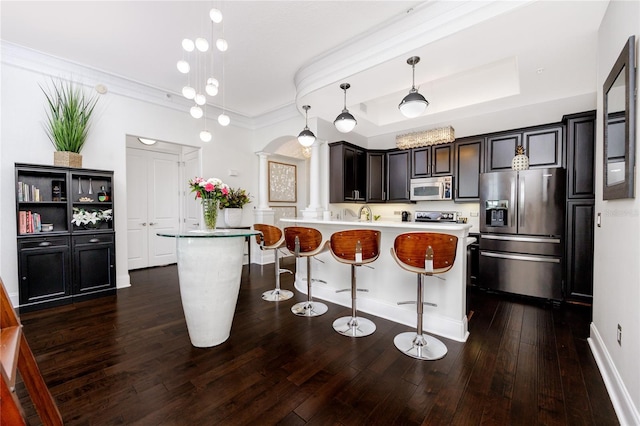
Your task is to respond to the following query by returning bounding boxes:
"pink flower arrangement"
[188,177,230,204]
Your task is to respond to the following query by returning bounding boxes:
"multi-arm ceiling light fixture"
[177,7,229,141]
[334,83,357,133]
[398,56,429,118]
[298,105,316,147]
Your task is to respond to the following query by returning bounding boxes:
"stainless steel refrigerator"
[479,168,565,300]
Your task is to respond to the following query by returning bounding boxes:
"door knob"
[149,222,157,226]
[141,222,147,226]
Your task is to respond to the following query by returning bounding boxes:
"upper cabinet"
[454,137,484,202]
[386,150,411,202]
[366,151,386,203]
[411,145,453,178]
[485,124,564,171]
[329,141,367,203]
[565,111,596,199]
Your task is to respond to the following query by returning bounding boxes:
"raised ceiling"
[1,1,609,137]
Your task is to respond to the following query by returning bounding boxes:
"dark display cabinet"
[485,124,564,171]
[454,137,483,201]
[411,144,453,178]
[15,163,116,311]
[386,150,411,202]
[329,142,367,203]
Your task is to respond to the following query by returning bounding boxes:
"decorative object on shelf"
[98,186,110,202]
[334,83,357,133]
[176,5,229,140]
[511,145,530,170]
[51,180,65,201]
[220,187,251,227]
[396,126,455,149]
[297,105,316,147]
[188,177,230,230]
[79,197,94,202]
[399,56,429,118]
[41,78,100,168]
[71,207,112,228]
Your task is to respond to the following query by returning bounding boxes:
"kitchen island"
[280,218,473,342]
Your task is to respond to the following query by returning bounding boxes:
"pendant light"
[334,83,357,133]
[298,105,316,147]
[398,56,429,118]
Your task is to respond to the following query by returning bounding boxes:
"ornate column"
[301,142,323,218]
[253,151,275,265]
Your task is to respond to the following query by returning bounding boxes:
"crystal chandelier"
[396,126,455,149]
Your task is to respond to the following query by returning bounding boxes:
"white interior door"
[127,148,180,269]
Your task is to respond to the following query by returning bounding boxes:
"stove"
[414,210,459,223]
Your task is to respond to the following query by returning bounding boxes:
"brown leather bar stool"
[284,226,329,317]
[328,229,381,337]
[254,224,293,301]
[390,232,458,360]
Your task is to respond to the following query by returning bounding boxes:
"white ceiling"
[1,1,609,138]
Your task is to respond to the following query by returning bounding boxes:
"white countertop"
[280,217,472,232]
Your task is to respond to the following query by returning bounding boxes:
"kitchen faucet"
[358,204,372,221]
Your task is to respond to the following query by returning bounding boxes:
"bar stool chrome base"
[291,301,328,317]
[261,288,294,302]
[333,316,376,337]
[393,331,447,360]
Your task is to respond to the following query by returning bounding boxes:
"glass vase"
[202,198,219,230]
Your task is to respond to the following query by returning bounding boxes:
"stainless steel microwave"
[410,176,453,201]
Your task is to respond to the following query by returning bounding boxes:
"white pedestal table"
[157,229,259,347]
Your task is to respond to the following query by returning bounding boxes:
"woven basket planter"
[54,151,82,168]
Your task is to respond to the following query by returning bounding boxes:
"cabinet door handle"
[149,222,157,226]
[141,222,147,226]
[38,241,52,247]
[89,238,100,243]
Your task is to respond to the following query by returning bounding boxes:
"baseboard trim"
[588,322,640,425]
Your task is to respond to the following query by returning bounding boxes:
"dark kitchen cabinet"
[565,111,596,199]
[454,137,483,201]
[485,125,563,171]
[565,200,594,302]
[15,163,116,312]
[366,151,386,202]
[386,150,411,202]
[411,145,453,178]
[329,142,366,203]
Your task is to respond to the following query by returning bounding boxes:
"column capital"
[255,151,272,158]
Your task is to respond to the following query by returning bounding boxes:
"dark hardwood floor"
[17,260,618,425]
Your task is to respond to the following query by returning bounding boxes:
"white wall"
[0,47,260,303]
[591,1,640,423]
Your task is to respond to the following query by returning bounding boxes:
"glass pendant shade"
[194,93,206,106]
[177,60,190,74]
[190,105,203,119]
[182,85,196,99]
[216,39,228,52]
[218,113,230,126]
[195,38,209,52]
[205,83,219,96]
[399,90,429,118]
[182,38,195,52]
[209,8,223,23]
[298,105,316,147]
[298,128,316,147]
[334,83,356,133]
[334,111,357,133]
[200,130,212,142]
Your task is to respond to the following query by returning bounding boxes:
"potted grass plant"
[41,78,99,168]
[220,187,251,227]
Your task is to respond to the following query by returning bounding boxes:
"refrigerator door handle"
[519,175,525,228]
[510,178,517,229]
[481,251,561,264]
[480,234,561,244]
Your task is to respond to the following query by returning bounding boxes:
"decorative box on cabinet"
[454,137,483,201]
[15,163,116,312]
[329,142,366,203]
[485,124,564,171]
[411,144,453,178]
[386,150,411,202]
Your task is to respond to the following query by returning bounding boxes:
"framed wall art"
[268,161,297,202]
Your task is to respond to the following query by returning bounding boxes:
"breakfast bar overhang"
[280,218,474,342]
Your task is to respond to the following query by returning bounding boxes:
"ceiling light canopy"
[399,56,429,118]
[298,105,316,147]
[138,137,157,146]
[334,83,357,133]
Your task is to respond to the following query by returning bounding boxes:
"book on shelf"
[17,182,43,202]
[19,211,27,234]
[19,211,42,234]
